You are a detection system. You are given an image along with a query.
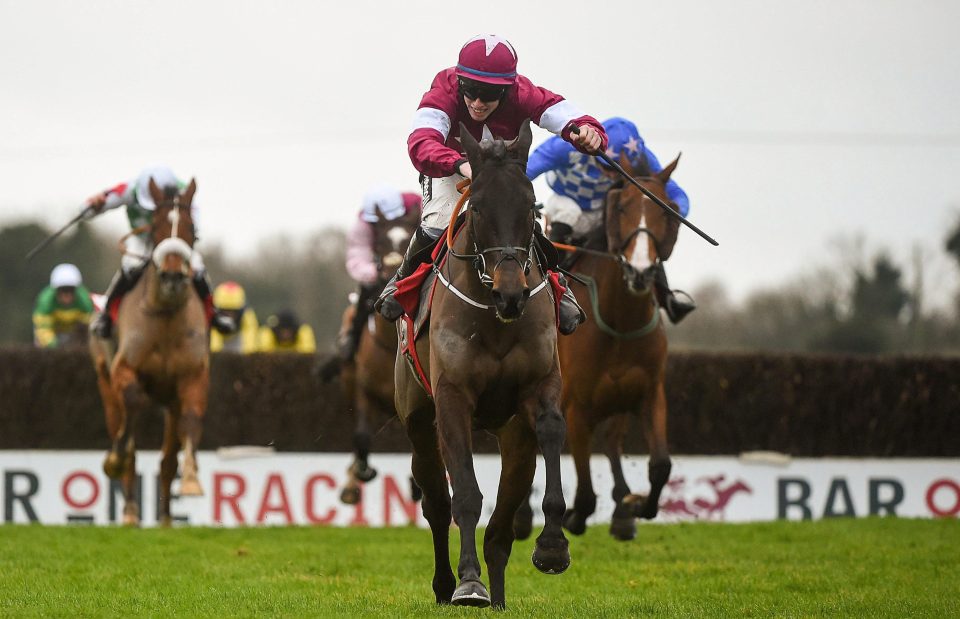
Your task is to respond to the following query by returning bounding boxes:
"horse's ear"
[148,178,164,206]
[510,120,533,163]
[183,178,197,204]
[459,122,483,168]
[656,153,681,184]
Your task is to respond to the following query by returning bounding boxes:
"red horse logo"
[657,474,752,521]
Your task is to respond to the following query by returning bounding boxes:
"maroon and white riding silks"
[408,68,607,178]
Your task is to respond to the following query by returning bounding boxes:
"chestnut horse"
[395,122,568,609]
[337,203,421,504]
[557,153,681,540]
[89,178,209,526]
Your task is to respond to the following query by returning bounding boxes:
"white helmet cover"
[50,263,82,288]
[360,184,405,223]
[135,165,179,211]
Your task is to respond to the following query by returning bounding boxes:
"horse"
[394,121,569,610]
[556,153,681,540]
[337,203,421,505]
[89,178,209,526]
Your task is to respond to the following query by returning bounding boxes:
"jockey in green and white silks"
[85,165,235,338]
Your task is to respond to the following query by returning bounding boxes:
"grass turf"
[0,518,956,617]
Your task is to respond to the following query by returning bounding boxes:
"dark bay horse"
[557,153,682,540]
[395,122,568,609]
[337,204,421,504]
[89,178,209,526]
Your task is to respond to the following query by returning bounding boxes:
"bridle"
[436,177,549,310]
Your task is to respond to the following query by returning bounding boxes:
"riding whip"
[24,206,96,261]
[568,125,719,246]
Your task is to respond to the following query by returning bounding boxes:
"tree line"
[2,218,959,355]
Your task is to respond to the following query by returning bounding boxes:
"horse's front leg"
[177,367,208,497]
[120,434,138,526]
[485,414,537,610]
[532,370,570,575]
[434,378,489,607]
[631,380,671,520]
[103,363,142,479]
[341,390,376,505]
[158,407,181,527]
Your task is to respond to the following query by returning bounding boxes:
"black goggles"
[458,78,507,103]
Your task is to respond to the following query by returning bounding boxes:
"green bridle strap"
[574,273,660,339]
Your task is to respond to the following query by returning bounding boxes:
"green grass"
[0,519,957,617]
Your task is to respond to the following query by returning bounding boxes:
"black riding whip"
[24,206,96,261]
[568,125,719,246]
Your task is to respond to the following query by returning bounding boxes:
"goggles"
[458,78,507,103]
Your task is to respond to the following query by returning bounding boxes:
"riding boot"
[91,267,140,339]
[653,262,696,324]
[339,284,379,362]
[557,273,586,335]
[374,227,439,321]
[536,223,585,335]
[193,271,237,335]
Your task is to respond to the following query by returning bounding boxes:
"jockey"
[210,281,259,354]
[257,309,317,353]
[375,34,608,335]
[83,165,236,338]
[33,263,94,348]
[528,117,696,323]
[338,185,422,362]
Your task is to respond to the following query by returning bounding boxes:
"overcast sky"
[2,0,959,307]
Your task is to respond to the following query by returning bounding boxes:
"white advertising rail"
[0,451,957,526]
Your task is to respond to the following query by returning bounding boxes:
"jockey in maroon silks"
[375,34,608,335]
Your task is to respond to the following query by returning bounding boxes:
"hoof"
[353,464,377,484]
[122,513,140,527]
[532,537,570,575]
[340,485,361,505]
[103,452,125,479]
[451,579,490,607]
[180,477,204,497]
[626,493,658,520]
[562,508,587,536]
[609,517,637,541]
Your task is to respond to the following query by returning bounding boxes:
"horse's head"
[371,202,420,282]
[459,121,537,322]
[149,177,197,302]
[605,153,681,295]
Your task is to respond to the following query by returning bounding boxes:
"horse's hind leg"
[562,405,598,536]
[177,369,209,497]
[433,380,489,607]
[404,407,456,605]
[158,407,181,527]
[532,376,571,575]
[603,414,637,541]
[632,380,671,520]
[485,415,537,610]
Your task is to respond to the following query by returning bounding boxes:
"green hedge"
[0,348,956,456]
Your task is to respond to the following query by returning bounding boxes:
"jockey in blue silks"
[527,117,695,323]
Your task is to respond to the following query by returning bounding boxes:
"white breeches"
[542,194,603,238]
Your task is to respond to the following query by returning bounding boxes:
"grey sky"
[2,0,959,307]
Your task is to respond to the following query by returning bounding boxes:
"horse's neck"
[581,255,656,326]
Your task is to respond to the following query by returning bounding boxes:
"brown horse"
[337,203,421,504]
[395,122,569,610]
[557,153,681,541]
[89,178,209,526]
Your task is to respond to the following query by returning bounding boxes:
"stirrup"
[211,312,236,335]
[664,290,696,324]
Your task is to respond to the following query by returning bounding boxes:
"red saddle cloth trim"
[395,262,434,319]
[400,315,432,397]
[108,296,122,323]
